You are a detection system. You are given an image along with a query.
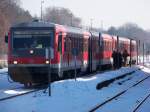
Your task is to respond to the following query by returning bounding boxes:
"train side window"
[73,37,75,48]
[109,42,110,51]
[64,38,67,52]
[110,41,111,51]
[77,37,79,53]
[80,38,83,53]
[5,35,8,43]
[71,37,74,49]
[78,37,80,52]
[108,41,109,51]
[103,41,105,50]
[77,37,79,51]
[79,38,81,52]
[105,41,106,51]
[106,41,107,51]
[106,41,108,51]
[107,41,108,51]
[75,37,77,48]
[101,41,104,50]
[58,34,62,53]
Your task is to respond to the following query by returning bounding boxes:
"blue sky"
[20,0,150,30]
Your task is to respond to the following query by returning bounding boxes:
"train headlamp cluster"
[13,60,50,64]
[13,61,18,64]
[30,50,34,54]
[46,60,50,64]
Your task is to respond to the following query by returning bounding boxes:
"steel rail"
[132,92,150,112]
[0,84,47,102]
[89,74,150,112]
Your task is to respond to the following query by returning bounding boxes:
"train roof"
[63,25,88,35]
[10,20,136,42]
[11,20,56,29]
[101,33,113,40]
[11,20,88,35]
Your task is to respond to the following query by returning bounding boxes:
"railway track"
[0,67,144,103]
[132,92,150,112]
[0,84,47,102]
[89,73,150,112]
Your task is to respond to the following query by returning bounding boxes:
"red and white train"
[5,20,137,85]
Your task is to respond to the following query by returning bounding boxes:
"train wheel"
[24,82,32,88]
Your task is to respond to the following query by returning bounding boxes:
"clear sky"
[20,0,150,30]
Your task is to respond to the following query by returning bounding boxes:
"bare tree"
[0,0,32,54]
[107,23,150,54]
[44,7,82,27]
[107,23,150,41]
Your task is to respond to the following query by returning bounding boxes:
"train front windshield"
[12,30,54,49]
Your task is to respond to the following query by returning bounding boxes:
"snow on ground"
[0,68,23,90]
[96,73,150,112]
[0,68,7,74]
[0,66,150,112]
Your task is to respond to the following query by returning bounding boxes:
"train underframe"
[8,63,113,85]
[8,65,60,85]
[8,58,136,85]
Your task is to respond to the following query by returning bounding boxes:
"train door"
[88,33,97,72]
[92,36,97,71]
[88,34,92,72]
[58,32,63,77]
[99,33,102,69]
[64,35,71,68]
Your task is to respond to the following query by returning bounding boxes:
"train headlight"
[13,61,18,64]
[46,60,49,64]
[30,50,34,54]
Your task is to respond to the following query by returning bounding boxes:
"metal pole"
[139,40,140,64]
[117,36,119,68]
[137,40,138,65]
[48,59,51,96]
[74,55,77,81]
[45,48,51,96]
[101,20,103,32]
[130,39,132,67]
[90,19,93,31]
[70,14,73,26]
[143,43,144,66]
[41,1,44,21]
[99,33,101,70]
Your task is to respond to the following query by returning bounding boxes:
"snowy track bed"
[132,92,150,112]
[0,66,150,112]
[0,87,38,101]
[0,68,23,90]
[0,69,8,76]
[90,75,150,112]
[135,93,150,112]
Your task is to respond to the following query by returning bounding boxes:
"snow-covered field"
[0,66,150,112]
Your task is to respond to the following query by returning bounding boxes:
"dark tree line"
[0,0,32,54]
[0,3,82,54]
[0,0,83,54]
[107,23,150,54]
[43,7,81,27]
[107,23,150,41]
